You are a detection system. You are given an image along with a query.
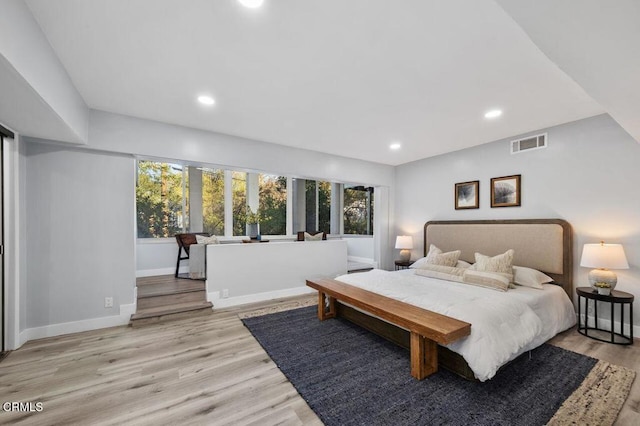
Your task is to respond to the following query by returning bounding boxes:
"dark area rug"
[242,306,599,426]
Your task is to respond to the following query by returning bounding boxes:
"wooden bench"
[306,278,471,380]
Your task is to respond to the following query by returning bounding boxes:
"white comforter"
[335,269,576,382]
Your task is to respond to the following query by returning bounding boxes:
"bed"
[308,219,576,382]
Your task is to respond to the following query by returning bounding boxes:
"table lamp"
[395,236,413,262]
[580,241,629,291]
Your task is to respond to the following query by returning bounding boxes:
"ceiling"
[24,0,608,165]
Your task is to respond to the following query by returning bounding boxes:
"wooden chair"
[175,233,209,277]
[296,231,327,241]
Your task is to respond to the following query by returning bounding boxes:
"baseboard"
[209,286,316,309]
[578,313,640,340]
[17,303,137,347]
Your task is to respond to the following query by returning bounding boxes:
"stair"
[130,275,213,327]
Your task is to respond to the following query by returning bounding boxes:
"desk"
[577,287,634,345]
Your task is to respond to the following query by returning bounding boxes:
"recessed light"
[197,95,215,106]
[238,0,264,8]
[390,143,401,150]
[484,109,502,119]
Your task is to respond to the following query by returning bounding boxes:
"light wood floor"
[1,295,640,426]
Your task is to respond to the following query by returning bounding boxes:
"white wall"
[25,142,136,329]
[394,114,640,324]
[88,110,395,187]
[136,239,180,277]
[345,236,374,260]
[0,0,88,143]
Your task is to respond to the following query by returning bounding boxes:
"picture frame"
[490,174,521,207]
[454,180,479,210]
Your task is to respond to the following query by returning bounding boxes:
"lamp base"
[588,268,617,291]
[398,249,411,262]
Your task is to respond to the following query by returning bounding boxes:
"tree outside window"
[202,168,224,236]
[317,181,331,234]
[343,186,374,235]
[232,171,247,236]
[136,161,189,238]
[259,174,287,235]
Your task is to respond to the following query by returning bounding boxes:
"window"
[136,161,189,238]
[317,181,331,234]
[259,174,287,235]
[232,171,247,236]
[343,186,374,235]
[305,180,317,231]
[136,159,376,238]
[201,168,225,236]
[293,179,332,234]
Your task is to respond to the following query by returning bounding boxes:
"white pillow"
[456,260,472,269]
[513,266,553,289]
[196,235,218,245]
[409,257,428,269]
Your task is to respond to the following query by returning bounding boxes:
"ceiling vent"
[511,133,547,154]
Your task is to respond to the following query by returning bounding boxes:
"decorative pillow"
[513,266,553,289]
[304,232,323,241]
[410,245,441,269]
[414,264,465,283]
[410,245,463,269]
[196,235,218,245]
[423,244,461,267]
[474,249,515,281]
[462,269,510,292]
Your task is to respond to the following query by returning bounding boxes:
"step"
[129,301,213,327]
[136,280,205,298]
[137,289,207,310]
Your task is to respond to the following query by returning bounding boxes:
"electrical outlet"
[222,289,229,298]
[105,297,114,308]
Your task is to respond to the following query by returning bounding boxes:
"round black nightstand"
[576,287,634,345]
[394,260,413,270]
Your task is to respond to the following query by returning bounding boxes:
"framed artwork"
[491,174,521,207]
[455,180,479,210]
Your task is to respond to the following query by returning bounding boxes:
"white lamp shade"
[580,243,629,269]
[395,235,413,250]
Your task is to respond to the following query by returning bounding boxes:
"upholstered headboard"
[424,219,573,297]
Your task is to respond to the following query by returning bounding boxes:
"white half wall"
[25,142,136,328]
[394,114,640,326]
[206,240,347,306]
[345,236,374,262]
[136,238,180,277]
